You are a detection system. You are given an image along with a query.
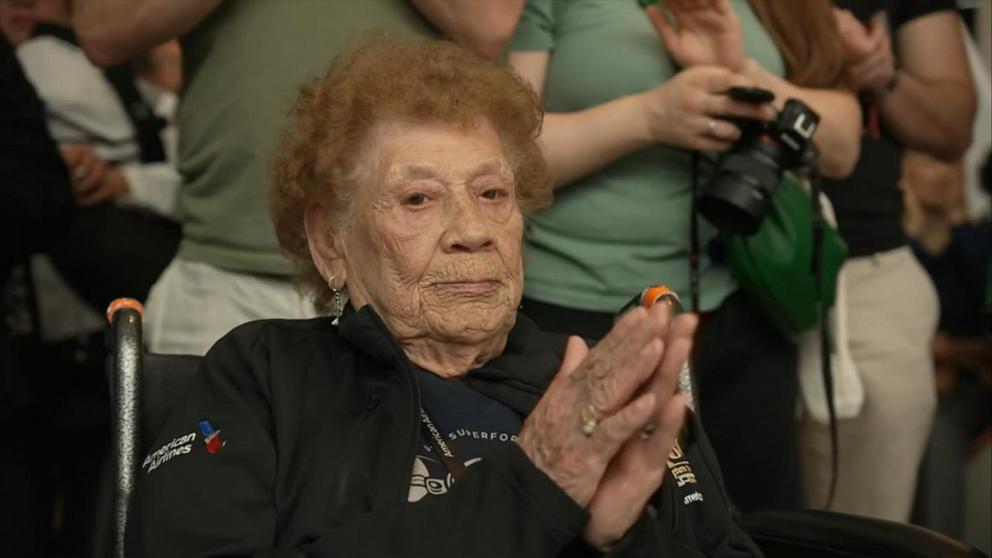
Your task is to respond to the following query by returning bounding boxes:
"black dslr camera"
[697,86,820,236]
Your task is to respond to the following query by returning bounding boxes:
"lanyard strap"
[419,408,466,481]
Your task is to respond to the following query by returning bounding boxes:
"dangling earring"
[328,274,349,325]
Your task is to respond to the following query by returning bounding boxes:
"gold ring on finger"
[579,403,603,436]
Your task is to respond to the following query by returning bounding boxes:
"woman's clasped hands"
[516,302,699,549]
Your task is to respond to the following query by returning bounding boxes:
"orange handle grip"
[106,297,145,325]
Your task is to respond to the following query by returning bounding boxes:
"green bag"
[721,173,848,336]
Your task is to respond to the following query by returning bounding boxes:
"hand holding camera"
[637,65,775,153]
[699,86,821,235]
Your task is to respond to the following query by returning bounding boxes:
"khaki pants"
[144,258,317,355]
[799,246,938,521]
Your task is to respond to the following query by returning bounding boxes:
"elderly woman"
[126,37,761,557]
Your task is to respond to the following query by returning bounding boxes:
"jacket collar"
[337,305,567,415]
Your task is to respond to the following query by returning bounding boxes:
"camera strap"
[692,143,839,508]
[419,407,466,481]
[809,167,839,509]
[689,152,701,312]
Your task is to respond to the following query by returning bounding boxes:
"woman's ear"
[304,203,348,287]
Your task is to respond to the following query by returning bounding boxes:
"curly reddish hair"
[272,35,551,313]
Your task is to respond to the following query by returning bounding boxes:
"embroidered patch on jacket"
[142,432,196,474]
[667,439,698,488]
[198,419,226,454]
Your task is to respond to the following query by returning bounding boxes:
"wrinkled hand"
[645,0,745,71]
[517,303,677,508]
[583,311,698,550]
[834,9,895,94]
[58,144,129,206]
[639,65,774,152]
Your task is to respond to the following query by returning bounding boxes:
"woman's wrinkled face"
[338,119,524,344]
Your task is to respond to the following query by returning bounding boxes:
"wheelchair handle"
[106,297,145,558]
[106,297,144,325]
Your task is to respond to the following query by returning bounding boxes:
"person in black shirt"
[902,149,991,538]
[0,34,74,558]
[800,0,977,522]
[0,36,72,290]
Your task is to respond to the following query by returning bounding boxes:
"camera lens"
[698,142,782,235]
[698,97,820,236]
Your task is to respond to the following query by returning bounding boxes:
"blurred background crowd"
[0,0,989,556]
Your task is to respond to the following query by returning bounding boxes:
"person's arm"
[509,50,654,188]
[15,36,178,213]
[71,0,221,67]
[879,11,976,160]
[410,0,523,60]
[739,58,862,179]
[117,162,181,217]
[510,51,774,188]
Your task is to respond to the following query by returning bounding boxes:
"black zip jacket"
[126,307,762,558]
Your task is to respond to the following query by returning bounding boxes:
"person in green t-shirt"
[70,0,524,356]
[509,0,861,512]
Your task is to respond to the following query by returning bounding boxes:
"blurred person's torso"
[511,0,784,313]
[822,0,958,257]
[177,0,435,276]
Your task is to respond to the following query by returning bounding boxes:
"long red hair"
[748,0,848,89]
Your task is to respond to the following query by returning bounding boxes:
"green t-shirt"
[512,0,784,312]
[177,0,435,275]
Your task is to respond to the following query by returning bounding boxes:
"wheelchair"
[106,299,987,558]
